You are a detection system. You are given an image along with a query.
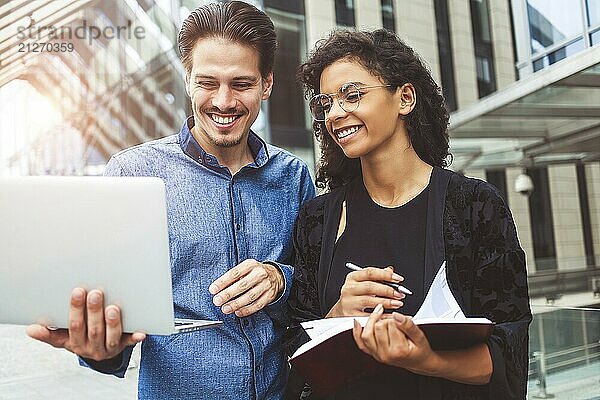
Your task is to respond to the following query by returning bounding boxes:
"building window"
[263,8,313,165]
[527,167,558,270]
[263,0,303,14]
[587,0,600,27]
[485,169,508,205]
[527,0,586,70]
[528,0,583,54]
[576,164,596,267]
[470,0,496,97]
[532,37,585,71]
[381,0,395,32]
[433,0,457,111]
[335,0,355,27]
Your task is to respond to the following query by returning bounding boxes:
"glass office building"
[0,0,315,176]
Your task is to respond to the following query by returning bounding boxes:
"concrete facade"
[394,0,441,83]
[548,165,587,270]
[586,163,600,262]
[506,167,536,273]
[355,0,382,30]
[447,0,478,108]
[304,0,336,49]
[488,0,516,90]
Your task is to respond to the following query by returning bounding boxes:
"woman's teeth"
[337,126,360,139]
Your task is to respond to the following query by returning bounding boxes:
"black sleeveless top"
[326,178,429,314]
[323,177,429,400]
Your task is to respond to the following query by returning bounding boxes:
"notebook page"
[413,261,466,320]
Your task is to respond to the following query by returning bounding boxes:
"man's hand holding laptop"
[25,258,283,362]
[26,288,146,363]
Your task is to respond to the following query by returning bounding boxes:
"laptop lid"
[0,176,219,335]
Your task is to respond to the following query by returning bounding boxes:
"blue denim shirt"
[83,117,315,399]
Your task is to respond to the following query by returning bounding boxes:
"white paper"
[294,317,369,358]
[301,317,357,339]
[413,261,465,320]
[292,261,471,360]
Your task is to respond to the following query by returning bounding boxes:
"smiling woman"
[0,79,63,176]
[284,29,531,400]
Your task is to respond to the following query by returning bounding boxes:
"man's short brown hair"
[178,1,276,79]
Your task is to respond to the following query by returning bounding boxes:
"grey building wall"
[301,0,597,276]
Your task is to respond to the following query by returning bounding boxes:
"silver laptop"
[0,176,221,335]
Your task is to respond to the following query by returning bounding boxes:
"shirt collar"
[178,116,269,169]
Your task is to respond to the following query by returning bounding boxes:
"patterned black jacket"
[284,167,532,400]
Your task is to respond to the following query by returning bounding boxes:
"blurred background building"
[0,0,599,398]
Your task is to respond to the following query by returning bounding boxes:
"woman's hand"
[352,305,493,384]
[326,267,405,318]
[352,304,441,376]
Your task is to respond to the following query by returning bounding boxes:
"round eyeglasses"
[309,83,392,122]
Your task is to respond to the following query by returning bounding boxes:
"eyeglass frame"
[308,82,393,122]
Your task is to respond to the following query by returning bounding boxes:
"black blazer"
[284,167,532,400]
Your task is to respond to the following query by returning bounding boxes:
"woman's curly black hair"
[299,29,451,190]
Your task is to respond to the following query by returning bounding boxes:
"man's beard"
[208,132,244,148]
[193,107,247,149]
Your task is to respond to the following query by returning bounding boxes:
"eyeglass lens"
[309,83,361,121]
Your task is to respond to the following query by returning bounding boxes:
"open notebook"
[290,262,494,395]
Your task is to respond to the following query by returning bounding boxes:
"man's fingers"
[209,259,255,295]
[26,324,69,348]
[122,331,147,347]
[232,291,271,317]
[105,306,124,354]
[212,260,282,316]
[26,324,49,341]
[68,288,87,349]
[225,281,270,315]
[86,290,107,356]
[214,272,260,308]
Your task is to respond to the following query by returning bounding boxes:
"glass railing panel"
[527,304,600,399]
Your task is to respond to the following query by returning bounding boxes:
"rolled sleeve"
[78,345,135,378]
[264,260,293,307]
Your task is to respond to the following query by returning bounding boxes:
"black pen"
[345,262,413,295]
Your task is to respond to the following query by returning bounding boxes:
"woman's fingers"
[374,318,390,350]
[360,304,384,353]
[350,267,403,285]
[394,314,429,348]
[352,318,366,351]
[343,276,405,299]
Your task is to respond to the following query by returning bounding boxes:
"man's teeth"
[337,126,360,138]
[211,115,237,124]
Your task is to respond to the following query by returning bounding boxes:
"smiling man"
[26,2,315,399]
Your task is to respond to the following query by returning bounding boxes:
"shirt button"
[242,319,249,327]
[236,223,242,230]
[255,364,261,372]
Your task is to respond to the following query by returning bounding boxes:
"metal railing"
[527,304,600,399]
